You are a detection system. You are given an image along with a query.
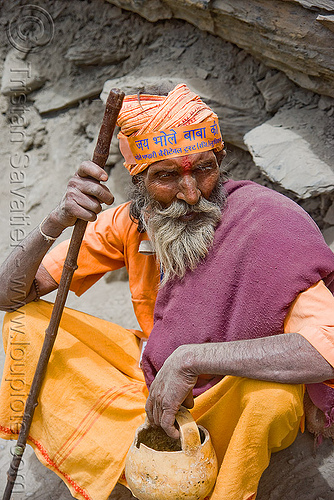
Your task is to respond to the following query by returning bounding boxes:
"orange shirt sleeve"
[42,203,131,296]
[284,280,334,369]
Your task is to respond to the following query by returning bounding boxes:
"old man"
[1,84,334,500]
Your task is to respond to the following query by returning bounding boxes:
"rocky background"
[0,0,334,498]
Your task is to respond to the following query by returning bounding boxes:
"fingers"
[69,175,114,206]
[77,160,108,182]
[145,380,162,427]
[145,375,188,439]
[161,410,180,440]
[145,396,154,425]
[55,161,115,227]
[144,348,199,440]
[69,198,101,223]
[72,161,113,203]
[145,394,180,439]
[182,390,194,409]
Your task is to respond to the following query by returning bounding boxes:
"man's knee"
[241,378,304,423]
[237,379,304,450]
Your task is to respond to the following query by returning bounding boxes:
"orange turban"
[117,83,223,176]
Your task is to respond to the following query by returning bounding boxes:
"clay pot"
[125,406,218,500]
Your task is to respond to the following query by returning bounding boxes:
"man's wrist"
[175,344,204,377]
[177,343,224,377]
[40,211,66,240]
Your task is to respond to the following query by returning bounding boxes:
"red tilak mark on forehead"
[181,156,192,172]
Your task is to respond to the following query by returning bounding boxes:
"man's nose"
[176,174,201,205]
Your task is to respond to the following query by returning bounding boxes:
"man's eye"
[158,172,175,179]
[196,164,214,173]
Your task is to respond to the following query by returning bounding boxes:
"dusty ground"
[0,0,334,499]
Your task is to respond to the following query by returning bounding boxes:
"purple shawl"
[141,180,334,418]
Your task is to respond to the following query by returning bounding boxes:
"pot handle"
[175,406,201,455]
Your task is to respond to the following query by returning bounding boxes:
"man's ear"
[214,149,227,166]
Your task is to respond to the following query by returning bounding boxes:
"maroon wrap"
[141,180,334,416]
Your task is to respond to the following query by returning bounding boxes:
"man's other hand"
[145,345,198,439]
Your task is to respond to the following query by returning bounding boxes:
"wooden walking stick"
[2,88,125,500]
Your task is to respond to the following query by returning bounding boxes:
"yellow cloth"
[0,301,147,500]
[116,83,223,175]
[193,377,303,500]
[0,301,304,500]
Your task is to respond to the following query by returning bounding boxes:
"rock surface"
[1,50,46,97]
[324,203,334,226]
[244,97,334,198]
[106,0,334,98]
[295,0,333,9]
[244,122,334,198]
[317,13,334,32]
[323,227,334,252]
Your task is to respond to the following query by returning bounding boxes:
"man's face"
[133,150,225,286]
[142,150,220,216]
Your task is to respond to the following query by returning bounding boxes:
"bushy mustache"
[148,196,221,219]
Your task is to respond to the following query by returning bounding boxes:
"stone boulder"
[244,122,334,199]
[106,0,334,98]
[1,50,46,97]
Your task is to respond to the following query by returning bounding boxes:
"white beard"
[143,197,223,287]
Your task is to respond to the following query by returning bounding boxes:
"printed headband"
[118,119,223,166]
[116,83,224,176]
